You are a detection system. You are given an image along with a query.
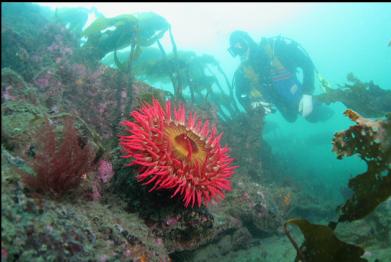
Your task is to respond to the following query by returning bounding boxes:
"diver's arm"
[237,93,252,112]
[233,69,252,112]
[234,82,252,112]
[295,50,316,116]
[298,59,315,117]
[234,71,274,114]
[300,60,315,95]
[288,48,315,95]
[297,57,315,117]
[277,38,315,95]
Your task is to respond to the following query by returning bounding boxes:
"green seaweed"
[82,14,138,43]
[135,12,170,46]
[54,7,91,36]
[103,46,239,115]
[82,12,169,63]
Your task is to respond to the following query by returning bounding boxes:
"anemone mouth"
[165,122,207,165]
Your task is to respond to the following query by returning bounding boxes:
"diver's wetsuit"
[234,36,321,122]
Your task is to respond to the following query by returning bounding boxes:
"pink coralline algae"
[90,180,102,201]
[97,160,114,184]
[2,85,16,102]
[88,160,115,201]
[47,38,73,58]
[165,215,181,227]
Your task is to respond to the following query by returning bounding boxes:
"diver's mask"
[228,41,249,59]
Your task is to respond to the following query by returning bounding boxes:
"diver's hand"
[298,94,313,117]
[251,101,274,114]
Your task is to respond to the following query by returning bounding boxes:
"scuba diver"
[228,30,333,122]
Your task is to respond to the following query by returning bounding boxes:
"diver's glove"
[298,94,313,117]
[251,100,275,114]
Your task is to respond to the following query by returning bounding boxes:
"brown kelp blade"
[284,218,367,262]
[333,110,391,222]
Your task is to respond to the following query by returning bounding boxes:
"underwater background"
[1,2,390,262]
